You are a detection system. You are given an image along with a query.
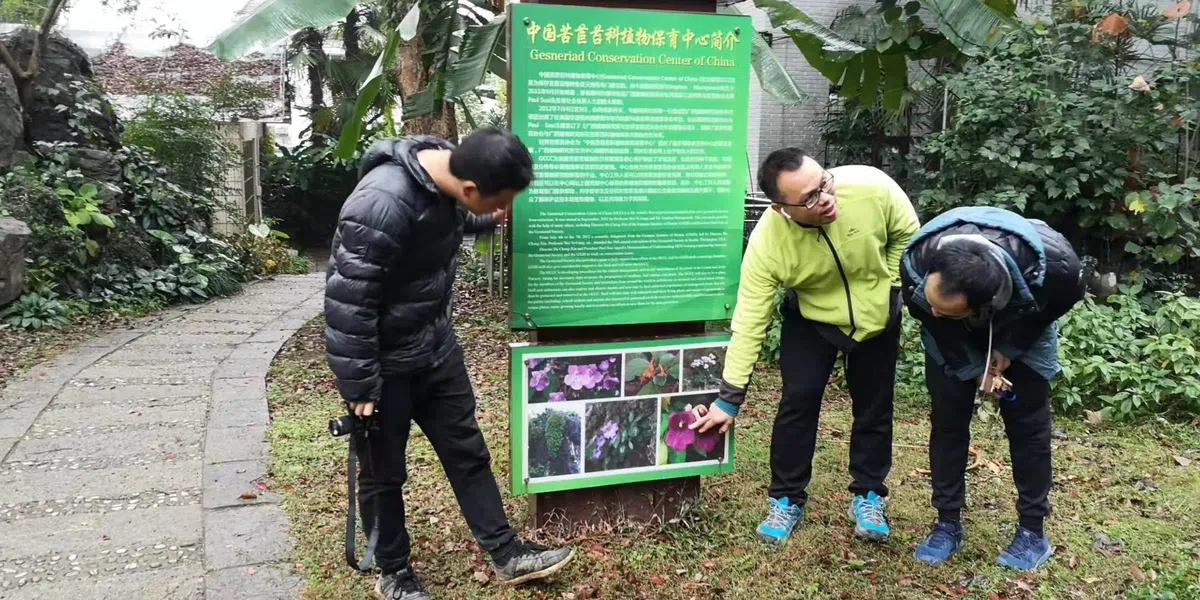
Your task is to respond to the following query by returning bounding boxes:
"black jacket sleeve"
[463,211,498,234]
[324,188,408,405]
[996,224,1085,353]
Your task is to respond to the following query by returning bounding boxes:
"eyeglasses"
[774,171,835,209]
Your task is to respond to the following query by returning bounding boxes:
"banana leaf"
[445,16,507,99]
[921,0,1017,56]
[208,0,361,60]
[719,4,806,107]
[334,7,413,160]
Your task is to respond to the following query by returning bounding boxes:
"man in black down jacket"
[325,127,573,599]
[899,206,1084,572]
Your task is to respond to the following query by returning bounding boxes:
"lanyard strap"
[345,432,379,572]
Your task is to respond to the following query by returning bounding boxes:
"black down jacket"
[324,137,496,405]
[900,210,1084,379]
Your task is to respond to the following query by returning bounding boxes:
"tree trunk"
[343,7,361,59]
[394,29,458,142]
[15,74,34,147]
[308,64,324,111]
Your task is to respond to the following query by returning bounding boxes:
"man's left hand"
[989,351,1011,377]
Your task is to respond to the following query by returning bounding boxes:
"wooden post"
[516,0,720,530]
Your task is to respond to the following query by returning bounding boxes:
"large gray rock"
[0,69,21,168]
[65,147,124,209]
[0,28,121,149]
[0,217,32,306]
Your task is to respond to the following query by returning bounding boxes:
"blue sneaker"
[914,520,964,566]
[848,491,890,542]
[997,527,1052,571]
[756,497,803,544]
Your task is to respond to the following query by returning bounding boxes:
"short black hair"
[449,126,534,195]
[758,147,809,202]
[928,240,1007,310]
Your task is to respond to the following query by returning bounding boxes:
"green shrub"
[122,89,233,200]
[758,288,785,363]
[1,292,73,330]
[261,143,358,248]
[916,2,1200,273]
[221,228,312,277]
[756,289,1200,421]
[1056,291,1200,420]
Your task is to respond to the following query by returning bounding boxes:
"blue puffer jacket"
[900,207,1084,382]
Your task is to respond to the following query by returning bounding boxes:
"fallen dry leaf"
[472,570,490,584]
[1163,1,1192,19]
[1085,410,1104,426]
[239,491,259,500]
[1069,555,1080,569]
[1092,13,1130,41]
[1130,565,1146,581]
[1015,579,1035,593]
[648,575,664,586]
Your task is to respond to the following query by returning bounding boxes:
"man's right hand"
[690,403,735,434]
[349,402,375,417]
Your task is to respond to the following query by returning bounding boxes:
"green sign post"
[509,3,752,329]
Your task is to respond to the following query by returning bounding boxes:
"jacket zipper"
[818,227,856,338]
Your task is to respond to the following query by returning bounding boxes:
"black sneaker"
[492,540,574,586]
[374,567,431,600]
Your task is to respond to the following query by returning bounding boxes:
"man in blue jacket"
[900,207,1084,571]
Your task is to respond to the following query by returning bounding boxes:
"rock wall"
[0,70,21,168]
[0,29,122,150]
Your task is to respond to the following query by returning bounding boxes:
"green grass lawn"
[265,289,1200,600]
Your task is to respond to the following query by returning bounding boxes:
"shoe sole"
[847,506,890,543]
[913,549,956,566]
[756,529,787,545]
[498,549,575,587]
[997,546,1053,572]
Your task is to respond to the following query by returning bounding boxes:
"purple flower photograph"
[584,399,657,473]
[525,354,621,404]
[659,394,726,465]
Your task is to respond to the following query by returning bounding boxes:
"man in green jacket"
[692,147,920,544]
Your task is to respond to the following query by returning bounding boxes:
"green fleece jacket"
[717,165,920,415]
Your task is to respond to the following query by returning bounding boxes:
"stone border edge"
[200,279,324,600]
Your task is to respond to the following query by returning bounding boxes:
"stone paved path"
[0,274,325,599]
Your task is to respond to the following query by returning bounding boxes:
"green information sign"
[510,335,735,495]
[509,4,752,329]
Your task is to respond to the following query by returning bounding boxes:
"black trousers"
[358,344,516,573]
[770,307,899,506]
[926,356,1052,529]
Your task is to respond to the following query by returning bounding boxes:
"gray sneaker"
[492,540,574,586]
[374,568,431,600]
